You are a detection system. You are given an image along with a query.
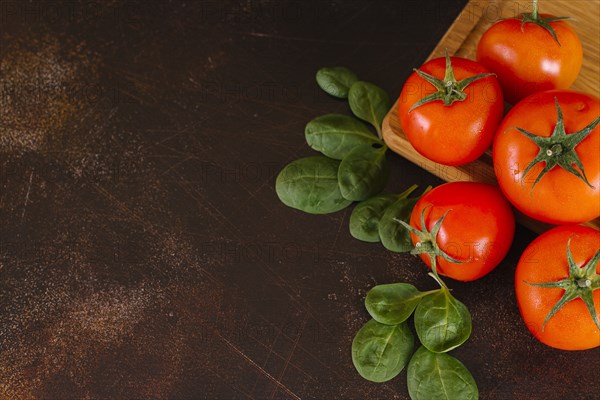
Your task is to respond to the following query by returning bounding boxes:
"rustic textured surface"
[1,1,598,399]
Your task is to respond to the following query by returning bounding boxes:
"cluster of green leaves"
[274,67,479,398]
[352,273,478,400]
[276,66,430,253]
[276,67,391,214]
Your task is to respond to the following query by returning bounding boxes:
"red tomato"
[515,225,600,350]
[397,56,503,166]
[407,182,515,281]
[493,90,600,225]
[477,14,582,104]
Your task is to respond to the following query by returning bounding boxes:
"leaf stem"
[427,266,448,291]
[375,124,383,140]
[420,288,443,297]
[532,0,538,20]
[398,183,419,199]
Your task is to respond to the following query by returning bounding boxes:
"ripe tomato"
[493,90,600,225]
[406,182,515,281]
[477,12,582,104]
[397,55,503,166]
[515,225,600,350]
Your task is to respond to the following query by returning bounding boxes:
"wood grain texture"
[382,0,600,233]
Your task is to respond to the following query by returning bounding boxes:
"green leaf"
[276,155,352,214]
[414,289,472,353]
[349,185,419,243]
[366,283,438,326]
[351,319,414,383]
[348,81,390,136]
[316,67,359,99]
[407,346,479,400]
[349,194,399,242]
[305,114,382,160]
[378,196,421,253]
[338,145,389,201]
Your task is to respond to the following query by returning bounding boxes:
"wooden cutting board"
[382,0,600,233]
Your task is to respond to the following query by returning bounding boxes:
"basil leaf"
[407,346,479,400]
[366,283,437,326]
[349,194,399,242]
[338,145,389,201]
[351,319,414,383]
[316,67,359,99]
[414,289,472,353]
[348,81,390,133]
[305,114,382,160]
[276,155,352,214]
[378,196,420,253]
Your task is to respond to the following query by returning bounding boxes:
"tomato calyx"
[525,238,600,332]
[516,97,600,190]
[395,206,462,287]
[409,51,495,112]
[520,0,570,46]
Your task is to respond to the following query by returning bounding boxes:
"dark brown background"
[1,1,598,399]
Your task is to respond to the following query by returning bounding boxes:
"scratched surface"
[1,1,598,399]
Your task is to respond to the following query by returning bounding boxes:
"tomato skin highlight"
[515,225,600,350]
[477,15,583,104]
[398,57,504,166]
[493,90,600,225]
[409,182,515,282]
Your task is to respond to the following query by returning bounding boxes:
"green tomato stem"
[525,239,600,331]
[520,1,571,46]
[516,98,599,190]
[577,278,592,288]
[409,51,494,112]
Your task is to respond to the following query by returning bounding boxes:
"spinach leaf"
[276,155,352,214]
[338,145,389,201]
[378,196,420,253]
[407,346,479,400]
[316,67,359,98]
[366,283,439,326]
[348,81,390,137]
[349,193,399,242]
[305,114,382,160]
[350,184,419,243]
[352,319,414,383]
[414,289,472,353]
